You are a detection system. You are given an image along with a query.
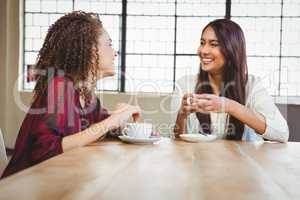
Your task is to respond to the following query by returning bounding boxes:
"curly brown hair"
[33,11,104,104]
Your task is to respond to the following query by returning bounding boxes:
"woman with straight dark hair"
[172,19,289,142]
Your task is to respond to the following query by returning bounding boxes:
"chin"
[201,65,213,72]
[104,70,115,78]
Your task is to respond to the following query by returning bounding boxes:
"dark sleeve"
[29,76,79,164]
[29,122,63,164]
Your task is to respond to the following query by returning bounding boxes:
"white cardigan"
[171,74,289,142]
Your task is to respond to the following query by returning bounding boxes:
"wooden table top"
[0,138,299,200]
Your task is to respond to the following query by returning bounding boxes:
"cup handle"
[122,127,128,136]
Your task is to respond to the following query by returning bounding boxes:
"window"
[231,0,300,97]
[23,0,122,91]
[23,0,300,98]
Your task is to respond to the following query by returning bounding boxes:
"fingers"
[181,93,211,114]
[183,93,194,99]
[203,106,214,112]
[182,93,195,107]
[131,106,142,122]
[132,113,141,122]
[111,104,142,127]
[193,93,212,100]
[189,97,213,113]
[182,105,195,114]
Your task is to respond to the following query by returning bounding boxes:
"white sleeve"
[248,78,289,143]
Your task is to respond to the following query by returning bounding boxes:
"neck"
[208,73,223,95]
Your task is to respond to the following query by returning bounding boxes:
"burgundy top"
[1,76,110,178]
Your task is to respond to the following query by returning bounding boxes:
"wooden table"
[0,138,299,200]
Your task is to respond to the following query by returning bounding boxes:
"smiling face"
[197,26,225,75]
[97,30,118,79]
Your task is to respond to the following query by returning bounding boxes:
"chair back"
[0,128,8,176]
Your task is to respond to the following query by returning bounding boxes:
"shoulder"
[246,75,266,95]
[175,74,198,94]
[245,75,273,106]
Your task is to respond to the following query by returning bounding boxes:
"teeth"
[202,58,213,63]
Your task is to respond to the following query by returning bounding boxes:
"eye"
[211,43,219,47]
[200,41,205,46]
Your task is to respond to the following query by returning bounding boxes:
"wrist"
[225,98,237,115]
[178,109,189,119]
[179,106,190,118]
[87,117,117,137]
[105,115,120,131]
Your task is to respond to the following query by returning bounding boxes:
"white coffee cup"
[123,123,152,139]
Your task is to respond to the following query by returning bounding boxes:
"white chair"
[0,128,8,176]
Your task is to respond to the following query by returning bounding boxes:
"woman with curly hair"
[1,11,141,178]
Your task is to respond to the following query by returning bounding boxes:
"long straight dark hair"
[195,19,248,140]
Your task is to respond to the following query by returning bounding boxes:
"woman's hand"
[62,103,141,152]
[179,93,197,117]
[109,103,141,128]
[192,94,230,113]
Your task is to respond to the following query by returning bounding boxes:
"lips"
[201,58,214,64]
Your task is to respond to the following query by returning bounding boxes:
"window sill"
[20,90,300,105]
[273,96,300,105]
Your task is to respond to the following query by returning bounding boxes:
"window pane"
[25,0,41,12]
[231,0,281,16]
[125,55,174,93]
[74,0,122,14]
[128,0,175,15]
[282,18,300,56]
[176,17,216,54]
[24,0,120,91]
[283,0,300,16]
[41,0,57,13]
[280,58,300,96]
[23,0,300,97]
[25,13,33,26]
[177,0,225,16]
[127,16,174,54]
[24,51,38,65]
[25,38,33,51]
[25,26,41,39]
[175,55,199,81]
[33,13,49,26]
[232,17,281,56]
[247,57,280,96]
[57,0,73,13]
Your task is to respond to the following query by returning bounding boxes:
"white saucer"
[118,135,161,144]
[179,134,217,143]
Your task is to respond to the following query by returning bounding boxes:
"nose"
[198,44,209,56]
[114,50,119,57]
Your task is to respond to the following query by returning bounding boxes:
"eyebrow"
[201,38,219,43]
